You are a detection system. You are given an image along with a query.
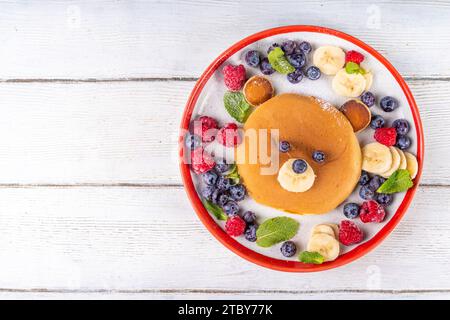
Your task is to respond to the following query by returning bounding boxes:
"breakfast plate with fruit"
[179,25,424,272]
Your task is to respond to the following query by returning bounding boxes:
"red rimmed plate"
[179,25,424,272]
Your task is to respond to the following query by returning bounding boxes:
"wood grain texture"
[0,0,449,79]
[0,79,445,185]
[0,185,448,293]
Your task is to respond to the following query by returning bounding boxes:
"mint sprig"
[345,62,366,75]
[223,91,251,123]
[202,199,228,221]
[256,216,299,247]
[299,251,324,264]
[226,164,240,184]
[268,47,296,74]
[377,169,414,194]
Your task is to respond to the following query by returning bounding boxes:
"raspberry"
[222,64,246,91]
[360,200,386,223]
[374,127,397,146]
[225,215,246,237]
[345,50,365,64]
[192,116,218,142]
[339,220,364,246]
[190,147,215,174]
[217,123,241,147]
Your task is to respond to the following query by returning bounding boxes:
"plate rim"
[179,25,424,272]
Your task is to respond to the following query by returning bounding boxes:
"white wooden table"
[0,0,449,300]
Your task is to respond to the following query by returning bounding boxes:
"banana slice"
[312,224,336,238]
[364,71,373,91]
[404,152,418,179]
[362,142,393,174]
[277,159,315,193]
[325,223,339,239]
[332,68,367,97]
[396,148,407,170]
[313,46,346,75]
[307,233,340,262]
[381,147,401,178]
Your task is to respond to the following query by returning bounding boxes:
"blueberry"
[281,40,297,55]
[215,159,231,174]
[361,91,376,107]
[201,185,215,201]
[242,211,256,224]
[359,170,370,185]
[287,52,306,68]
[343,203,360,219]
[185,133,201,150]
[229,184,246,201]
[380,96,398,112]
[368,175,386,191]
[279,141,291,153]
[244,50,260,68]
[267,43,280,53]
[370,114,386,129]
[392,119,410,136]
[376,193,393,207]
[287,68,303,84]
[292,159,307,174]
[396,135,411,150]
[260,57,275,75]
[359,185,375,200]
[211,189,229,207]
[202,170,218,185]
[216,176,233,190]
[223,201,239,216]
[280,241,297,257]
[305,66,321,80]
[298,41,312,54]
[312,150,325,163]
[244,223,258,242]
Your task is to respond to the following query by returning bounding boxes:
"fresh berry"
[298,41,312,54]
[374,127,397,146]
[202,170,218,185]
[244,223,258,242]
[216,176,233,191]
[215,192,230,207]
[360,200,386,223]
[376,193,393,207]
[380,96,398,112]
[370,114,385,129]
[185,133,201,150]
[312,150,325,163]
[229,184,246,201]
[267,43,280,53]
[223,200,240,216]
[361,91,375,107]
[201,185,215,201]
[281,40,297,55]
[392,119,410,135]
[359,170,370,186]
[343,203,360,219]
[222,64,246,91]
[368,175,386,191]
[292,159,307,174]
[279,141,291,153]
[260,57,275,75]
[244,50,260,68]
[287,68,303,84]
[280,241,297,257]
[345,50,364,64]
[217,123,241,147]
[305,66,321,80]
[215,159,231,174]
[287,52,306,68]
[359,185,375,200]
[191,148,215,174]
[225,215,246,236]
[242,211,256,224]
[193,116,218,142]
[339,220,364,246]
[396,135,411,150]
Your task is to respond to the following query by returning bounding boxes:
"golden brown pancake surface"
[236,93,361,214]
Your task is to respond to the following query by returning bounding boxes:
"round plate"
[179,25,424,272]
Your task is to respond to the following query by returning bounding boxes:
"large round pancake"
[236,93,361,214]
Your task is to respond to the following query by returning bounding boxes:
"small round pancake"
[236,93,361,214]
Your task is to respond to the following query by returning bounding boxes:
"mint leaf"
[226,164,240,184]
[223,91,251,123]
[268,47,295,74]
[256,216,299,247]
[377,169,413,194]
[345,62,366,75]
[299,251,324,264]
[202,199,228,221]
